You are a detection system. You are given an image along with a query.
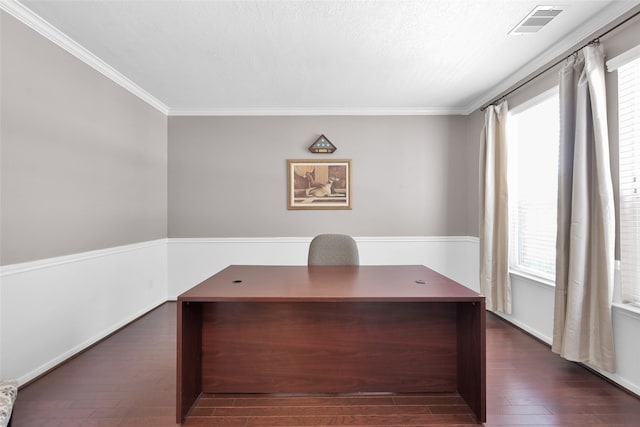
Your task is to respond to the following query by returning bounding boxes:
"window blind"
[618,56,640,305]
[508,88,559,281]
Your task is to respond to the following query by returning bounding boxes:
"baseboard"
[490,310,553,344]
[17,299,167,387]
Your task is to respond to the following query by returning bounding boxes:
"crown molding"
[0,0,170,115]
[5,0,637,117]
[168,106,468,116]
[0,0,464,118]
[464,1,640,114]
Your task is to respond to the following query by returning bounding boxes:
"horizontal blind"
[618,56,640,305]
[508,88,559,281]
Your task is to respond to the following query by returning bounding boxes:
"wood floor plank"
[229,396,398,407]
[242,413,478,426]
[10,302,640,426]
[212,404,434,416]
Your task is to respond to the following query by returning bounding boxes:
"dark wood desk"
[177,265,486,423]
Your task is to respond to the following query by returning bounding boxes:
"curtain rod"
[479,7,640,112]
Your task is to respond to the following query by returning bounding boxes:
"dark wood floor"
[11,302,640,426]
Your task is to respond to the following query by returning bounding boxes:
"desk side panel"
[457,300,486,422]
[177,301,202,423]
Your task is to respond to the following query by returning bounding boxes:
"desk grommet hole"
[232,280,243,284]
[415,279,427,284]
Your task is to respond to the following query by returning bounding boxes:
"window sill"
[612,302,640,320]
[508,270,640,319]
[508,272,640,319]
[509,269,556,288]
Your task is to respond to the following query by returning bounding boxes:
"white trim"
[167,235,479,245]
[509,269,556,289]
[357,235,479,243]
[0,239,167,277]
[587,365,640,398]
[167,107,468,117]
[168,237,311,245]
[607,44,640,72]
[490,309,553,344]
[613,302,640,321]
[165,235,481,249]
[15,299,166,386]
[0,0,170,115]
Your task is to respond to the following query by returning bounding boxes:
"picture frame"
[287,159,351,210]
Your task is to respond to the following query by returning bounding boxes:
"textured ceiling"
[5,0,640,115]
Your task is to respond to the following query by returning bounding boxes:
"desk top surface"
[178,265,484,302]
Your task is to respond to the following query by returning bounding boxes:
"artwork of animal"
[293,169,316,190]
[306,177,339,197]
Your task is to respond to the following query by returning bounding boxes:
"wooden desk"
[177,265,486,423]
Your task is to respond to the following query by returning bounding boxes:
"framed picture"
[287,159,351,210]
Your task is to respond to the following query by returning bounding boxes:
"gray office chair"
[308,234,359,266]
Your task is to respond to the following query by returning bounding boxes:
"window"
[617,54,640,306]
[508,88,560,281]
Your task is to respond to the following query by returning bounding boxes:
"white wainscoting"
[0,239,167,384]
[1,236,478,384]
[167,236,481,298]
[4,236,638,398]
[493,273,555,343]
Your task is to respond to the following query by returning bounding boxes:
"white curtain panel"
[479,101,511,314]
[552,44,616,373]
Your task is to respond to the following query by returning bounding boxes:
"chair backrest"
[308,234,359,266]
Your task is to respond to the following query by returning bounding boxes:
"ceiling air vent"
[509,6,563,35]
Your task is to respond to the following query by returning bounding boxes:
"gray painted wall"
[1,9,476,266]
[168,115,472,238]
[0,12,168,265]
[13,8,637,264]
[465,110,482,238]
